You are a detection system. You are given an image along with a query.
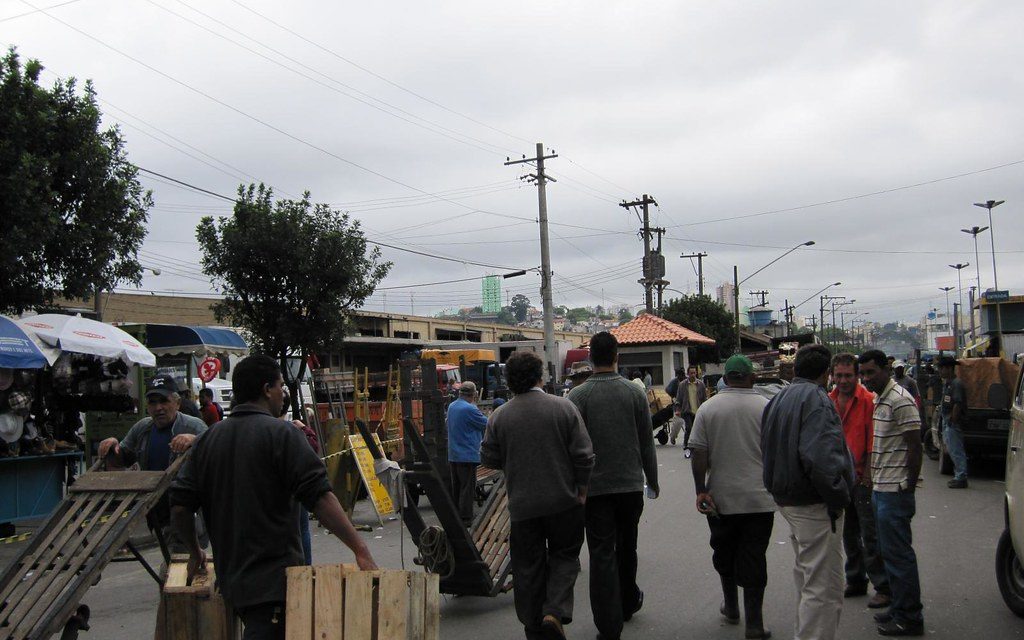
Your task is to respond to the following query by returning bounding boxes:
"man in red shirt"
[829,353,891,609]
[198,388,224,427]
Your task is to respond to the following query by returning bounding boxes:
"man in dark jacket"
[675,365,707,451]
[762,344,854,640]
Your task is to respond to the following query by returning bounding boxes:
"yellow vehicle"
[998,362,1024,616]
[420,348,495,366]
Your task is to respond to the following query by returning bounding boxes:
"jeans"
[236,602,285,640]
[942,417,968,480]
[298,507,312,565]
[509,505,585,639]
[707,512,774,588]
[585,491,644,640]
[843,483,889,594]
[873,490,923,624]
[450,462,478,524]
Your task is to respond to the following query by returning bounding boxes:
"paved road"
[2,445,1020,639]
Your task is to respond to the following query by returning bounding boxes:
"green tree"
[495,307,516,325]
[617,307,634,322]
[661,294,737,362]
[567,307,591,324]
[510,294,531,322]
[0,49,151,314]
[197,184,390,414]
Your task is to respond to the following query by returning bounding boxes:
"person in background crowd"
[278,390,319,565]
[859,350,925,636]
[481,351,594,640]
[891,361,920,407]
[178,389,202,418]
[829,353,891,610]
[447,381,488,525]
[675,365,707,453]
[199,387,225,427]
[937,356,968,489]
[918,363,942,458]
[665,368,685,446]
[690,354,774,639]
[568,331,659,640]
[642,368,653,390]
[761,344,854,640]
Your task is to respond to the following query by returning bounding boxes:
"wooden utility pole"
[653,227,668,314]
[620,194,659,314]
[749,290,769,307]
[506,143,559,384]
[680,252,707,296]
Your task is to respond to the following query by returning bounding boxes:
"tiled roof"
[610,313,716,346]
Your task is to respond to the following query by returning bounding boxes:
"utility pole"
[680,252,708,296]
[781,300,796,335]
[734,266,741,352]
[506,143,559,384]
[621,194,659,314]
[749,290,769,307]
[653,227,669,314]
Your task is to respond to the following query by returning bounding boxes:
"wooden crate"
[155,557,239,640]
[285,565,440,640]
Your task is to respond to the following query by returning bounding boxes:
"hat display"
[145,374,179,399]
[7,391,31,415]
[0,412,24,444]
[724,354,754,377]
[0,369,12,392]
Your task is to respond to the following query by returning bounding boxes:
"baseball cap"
[724,354,754,377]
[459,381,478,396]
[145,374,179,399]
[892,359,907,370]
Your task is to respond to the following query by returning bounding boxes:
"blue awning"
[135,324,249,357]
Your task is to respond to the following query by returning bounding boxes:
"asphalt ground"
[1,445,1020,639]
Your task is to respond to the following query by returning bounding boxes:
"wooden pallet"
[0,457,186,640]
[154,556,239,640]
[470,474,512,593]
[285,565,439,640]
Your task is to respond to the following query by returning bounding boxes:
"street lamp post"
[974,200,1005,353]
[949,263,969,351]
[794,281,841,342]
[939,286,954,345]
[960,226,988,292]
[733,240,815,353]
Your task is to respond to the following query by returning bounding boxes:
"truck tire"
[938,437,954,476]
[997,528,1024,617]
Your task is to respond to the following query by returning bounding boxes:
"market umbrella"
[18,314,157,367]
[0,316,51,369]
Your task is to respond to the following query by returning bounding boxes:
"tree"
[510,294,531,322]
[661,294,737,362]
[197,184,391,414]
[495,307,516,325]
[0,49,151,314]
[618,307,634,323]
[567,307,591,324]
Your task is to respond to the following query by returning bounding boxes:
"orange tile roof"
[611,313,716,346]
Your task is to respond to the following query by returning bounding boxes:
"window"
[616,351,665,385]
[394,331,420,339]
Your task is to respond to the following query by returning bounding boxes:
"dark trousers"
[449,462,477,524]
[843,483,889,594]
[585,491,644,640]
[707,511,774,588]
[237,602,285,640]
[682,412,696,448]
[299,507,312,565]
[509,504,586,639]
[874,490,923,624]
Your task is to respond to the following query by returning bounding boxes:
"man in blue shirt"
[447,381,488,525]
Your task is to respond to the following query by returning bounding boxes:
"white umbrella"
[18,314,157,367]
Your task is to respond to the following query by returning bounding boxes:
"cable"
[137,167,235,202]
[0,0,82,22]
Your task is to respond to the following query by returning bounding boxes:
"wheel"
[997,528,1024,617]
[656,429,669,445]
[938,436,954,476]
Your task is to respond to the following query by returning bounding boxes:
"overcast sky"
[6,0,1023,325]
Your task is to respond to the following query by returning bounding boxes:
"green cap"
[723,354,754,377]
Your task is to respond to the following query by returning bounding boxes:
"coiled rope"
[416,525,455,579]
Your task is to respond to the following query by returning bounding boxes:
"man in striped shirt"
[858,350,924,637]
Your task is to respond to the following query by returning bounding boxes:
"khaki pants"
[668,415,684,444]
[780,504,846,640]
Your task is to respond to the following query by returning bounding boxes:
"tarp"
[0,317,50,369]
[18,314,156,366]
[141,324,249,357]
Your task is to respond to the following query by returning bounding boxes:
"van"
[190,377,233,413]
[997,364,1024,616]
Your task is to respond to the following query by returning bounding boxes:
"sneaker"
[868,593,892,609]
[844,582,868,598]
[541,614,566,640]
[947,478,968,489]
[684,448,692,459]
[877,619,924,636]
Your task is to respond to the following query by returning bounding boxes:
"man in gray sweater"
[568,331,660,640]
[481,351,594,640]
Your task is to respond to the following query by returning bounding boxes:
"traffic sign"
[984,290,1010,302]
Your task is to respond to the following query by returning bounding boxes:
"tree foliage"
[661,294,737,362]
[617,307,634,322]
[0,49,151,314]
[495,307,516,325]
[197,184,391,411]
[510,294,530,322]
[567,307,591,324]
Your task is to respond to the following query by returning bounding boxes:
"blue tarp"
[140,324,249,356]
[0,317,49,369]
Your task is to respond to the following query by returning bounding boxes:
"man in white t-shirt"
[690,354,774,639]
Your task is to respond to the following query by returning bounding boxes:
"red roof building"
[611,313,715,346]
[608,314,715,386]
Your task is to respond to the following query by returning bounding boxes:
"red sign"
[198,357,222,383]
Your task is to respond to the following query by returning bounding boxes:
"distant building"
[921,310,952,350]
[716,282,736,315]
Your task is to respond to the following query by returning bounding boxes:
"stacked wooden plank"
[155,556,239,640]
[470,475,512,593]
[0,459,185,640]
[285,565,440,640]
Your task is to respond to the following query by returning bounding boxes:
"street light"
[960,226,988,292]
[949,263,969,351]
[733,240,816,352]
[973,199,1005,352]
[795,281,842,309]
[939,287,954,341]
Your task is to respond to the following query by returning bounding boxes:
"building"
[716,282,736,315]
[921,310,952,350]
[609,313,715,386]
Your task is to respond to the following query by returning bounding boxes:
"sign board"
[198,357,221,383]
[346,434,395,524]
[984,290,1010,302]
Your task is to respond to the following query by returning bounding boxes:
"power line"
[0,0,82,23]
[137,167,236,202]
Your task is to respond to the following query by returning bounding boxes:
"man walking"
[859,350,925,636]
[937,355,968,489]
[170,355,376,639]
[762,344,854,640]
[447,381,488,525]
[481,351,594,640]
[675,364,707,451]
[690,354,773,639]
[892,361,921,406]
[829,353,891,609]
[665,368,684,445]
[568,331,660,640]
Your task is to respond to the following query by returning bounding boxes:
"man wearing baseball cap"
[99,374,207,547]
[937,355,968,488]
[447,380,488,525]
[689,354,774,638]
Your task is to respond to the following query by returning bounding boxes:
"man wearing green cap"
[689,354,774,639]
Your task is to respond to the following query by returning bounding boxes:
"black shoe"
[874,612,893,624]
[877,620,924,636]
[541,614,566,640]
[948,478,968,489]
[623,589,644,622]
[868,592,892,609]
[845,582,868,597]
[720,603,740,624]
